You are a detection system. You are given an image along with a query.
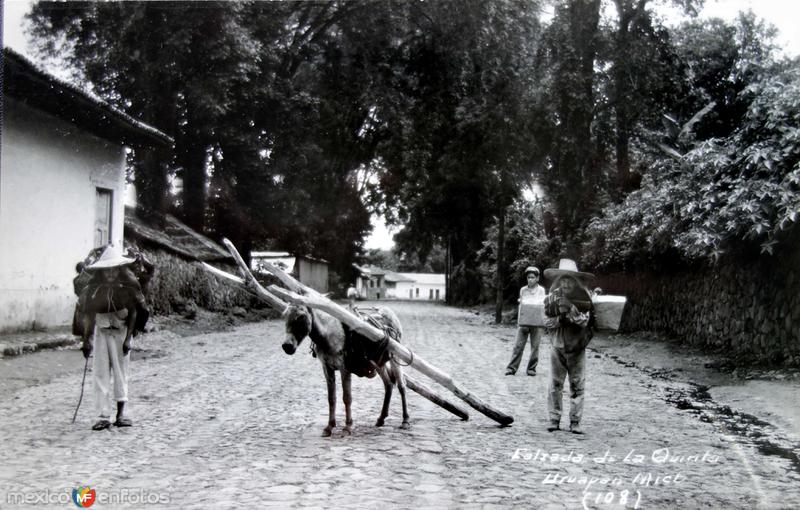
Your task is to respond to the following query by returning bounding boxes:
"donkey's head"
[282,305,312,355]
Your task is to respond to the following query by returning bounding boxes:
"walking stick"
[72,357,89,424]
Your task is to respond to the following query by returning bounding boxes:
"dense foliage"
[583,65,800,269]
[24,1,799,303]
[27,1,380,277]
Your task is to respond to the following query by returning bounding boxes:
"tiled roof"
[3,48,173,148]
[124,207,231,262]
[399,273,446,285]
[353,264,385,276]
[352,264,415,282]
[384,271,415,283]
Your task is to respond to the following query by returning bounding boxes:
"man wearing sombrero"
[543,258,595,434]
[78,245,140,431]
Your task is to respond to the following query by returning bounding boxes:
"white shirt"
[519,284,546,303]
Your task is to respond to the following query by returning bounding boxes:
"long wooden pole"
[404,374,469,421]
[268,285,514,426]
[202,261,289,313]
[202,246,472,422]
[217,240,290,313]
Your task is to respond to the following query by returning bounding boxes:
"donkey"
[281,304,410,437]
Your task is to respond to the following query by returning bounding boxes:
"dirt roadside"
[471,304,800,476]
[0,308,273,395]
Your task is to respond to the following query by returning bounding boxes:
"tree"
[536,0,603,254]
[668,11,780,140]
[478,197,562,302]
[604,0,698,195]
[28,1,261,232]
[28,1,379,276]
[582,61,800,270]
[369,0,543,306]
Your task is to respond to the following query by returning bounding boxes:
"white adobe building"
[0,49,172,332]
[395,273,446,301]
[352,264,445,301]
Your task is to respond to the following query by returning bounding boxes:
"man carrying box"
[543,259,595,434]
[505,266,546,376]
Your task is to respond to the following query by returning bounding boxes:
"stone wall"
[595,240,800,366]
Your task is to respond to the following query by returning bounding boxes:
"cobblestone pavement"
[1,302,799,509]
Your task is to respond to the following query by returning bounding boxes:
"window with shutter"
[94,188,113,248]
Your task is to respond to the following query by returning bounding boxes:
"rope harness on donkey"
[342,307,413,378]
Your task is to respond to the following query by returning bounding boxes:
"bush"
[583,65,800,270]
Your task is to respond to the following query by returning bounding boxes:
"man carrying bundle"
[543,259,595,435]
[76,245,144,431]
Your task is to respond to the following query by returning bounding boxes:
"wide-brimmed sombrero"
[543,258,595,285]
[86,245,134,270]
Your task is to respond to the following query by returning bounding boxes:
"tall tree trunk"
[134,146,169,223]
[550,0,601,250]
[614,10,632,197]
[615,111,631,194]
[613,0,649,196]
[494,205,506,324]
[179,137,208,233]
[445,235,451,304]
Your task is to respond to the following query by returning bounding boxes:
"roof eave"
[3,49,173,149]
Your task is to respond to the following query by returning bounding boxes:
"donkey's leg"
[392,362,411,429]
[375,366,393,427]
[342,370,354,434]
[322,364,337,437]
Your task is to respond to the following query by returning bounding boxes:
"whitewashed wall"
[395,280,446,301]
[0,99,127,332]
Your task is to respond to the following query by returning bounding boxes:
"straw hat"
[86,245,134,270]
[543,258,594,285]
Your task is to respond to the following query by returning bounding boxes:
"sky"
[4,0,799,250]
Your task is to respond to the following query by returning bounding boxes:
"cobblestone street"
[1,301,799,509]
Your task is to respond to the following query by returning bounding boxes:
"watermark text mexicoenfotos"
[5,487,169,506]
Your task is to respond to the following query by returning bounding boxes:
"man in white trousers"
[78,245,140,431]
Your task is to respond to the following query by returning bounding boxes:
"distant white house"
[384,271,416,299]
[352,264,445,301]
[251,251,330,293]
[0,49,172,333]
[352,264,386,299]
[396,273,446,301]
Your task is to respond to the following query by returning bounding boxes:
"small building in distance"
[352,264,387,300]
[384,271,416,299]
[251,251,329,293]
[396,273,446,301]
[352,264,445,301]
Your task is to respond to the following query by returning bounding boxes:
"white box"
[517,295,627,331]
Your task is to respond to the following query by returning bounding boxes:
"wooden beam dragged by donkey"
[202,239,473,434]
[203,239,513,427]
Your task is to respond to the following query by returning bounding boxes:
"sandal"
[92,419,112,431]
[113,417,133,427]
